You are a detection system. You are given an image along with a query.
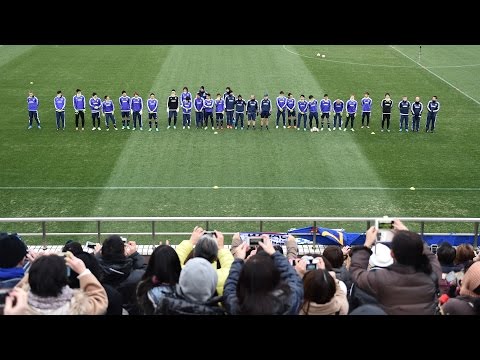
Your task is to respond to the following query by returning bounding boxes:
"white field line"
[0,186,478,191]
[390,45,480,106]
[283,45,480,69]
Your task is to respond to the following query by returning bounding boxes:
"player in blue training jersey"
[131,92,143,130]
[215,93,225,130]
[411,96,423,132]
[398,96,410,132]
[203,93,215,130]
[332,98,344,130]
[297,95,308,131]
[73,89,86,131]
[344,95,357,132]
[181,87,192,104]
[276,90,287,129]
[361,92,372,128]
[193,92,204,129]
[119,90,131,130]
[260,93,272,130]
[246,95,259,130]
[181,95,192,129]
[89,92,102,130]
[27,91,41,129]
[286,93,296,128]
[101,95,118,131]
[147,93,159,132]
[54,90,66,130]
[308,95,319,129]
[426,96,440,133]
[320,94,332,131]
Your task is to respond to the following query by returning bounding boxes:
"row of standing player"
[25,88,441,132]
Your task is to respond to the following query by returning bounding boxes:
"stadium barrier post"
[474,222,479,249]
[420,221,425,239]
[42,221,47,250]
[152,221,156,245]
[259,221,263,232]
[366,220,371,231]
[206,220,209,231]
[312,221,317,249]
[97,221,101,242]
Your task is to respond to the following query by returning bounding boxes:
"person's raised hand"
[4,288,29,315]
[233,242,248,260]
[295,258,307,277]
[258,235,275,256]
[189,226,204,245]
[65,252,87,275]
[392,219,409,231]
[215,230,224,249]
[365,226,377,249]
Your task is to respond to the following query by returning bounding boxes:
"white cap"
[369,243,393,268]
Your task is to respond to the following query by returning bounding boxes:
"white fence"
[0,216,478,249]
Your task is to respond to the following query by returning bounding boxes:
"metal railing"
[0,216,479,248]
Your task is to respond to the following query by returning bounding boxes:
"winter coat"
[300,278,349,315]
[222,252,304,315]
[349,244,442,315]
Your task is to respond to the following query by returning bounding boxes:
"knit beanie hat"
[0,233,28,268]
[460,261,480,298]
[178,257,217,303]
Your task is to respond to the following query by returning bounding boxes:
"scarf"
[460,262,480,298]
[0,267,25,280]
[28,286,74,311]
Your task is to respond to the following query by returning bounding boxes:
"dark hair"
[308,95,313,99]
[238,94,242,98]
[300,94,305,97]
[101,235,126,262]
[236,253,291,314]
[385,92,390,96]
[133,92,138,96]
[193,235,218,263]
[136,245,181,313]
[92,92,97,96]
[183,87,188,91]
[62,240,83,255]
[279,91,284,94]
[322,246,344,268]
[104,95,108,99]
[216,93,221,97]
[436,242,456,265]
[302,269,336,313]
[365,92,369,95]
[196,92,201,96]
[288,92,292,96]
[455,244,475,265]
[68,251,103,288]
[29,255,68,297]
[122,90,126,94]
[200,86,205,90]
[226,87,231,91]
[76,89,81,93]
[324,93,328,97]
[171,89,175,92]
[433,95,437,99]
[391,231,432,274]
[57,90,62,94]
[150,93,155,96]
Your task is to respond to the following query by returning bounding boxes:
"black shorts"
[260,111,270,118]
[216,113,224,120]
[148,113,157,120]
[321,112,330,119]
[121,111,130,118]
[92,112,100,119]
[288,110,296,117]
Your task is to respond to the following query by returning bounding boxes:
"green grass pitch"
[0,45,479,244]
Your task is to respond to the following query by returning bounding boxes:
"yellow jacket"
[176,240,234,296]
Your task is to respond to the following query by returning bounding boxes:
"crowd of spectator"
[1,220,479,315]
